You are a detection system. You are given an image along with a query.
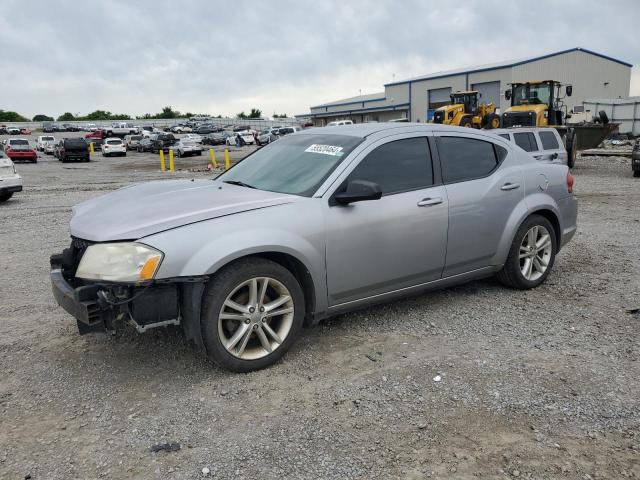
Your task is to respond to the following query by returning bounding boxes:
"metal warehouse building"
[308,47,631,125]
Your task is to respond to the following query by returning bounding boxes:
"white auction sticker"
[305,144,344,156]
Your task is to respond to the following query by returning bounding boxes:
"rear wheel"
[459,116,473,128]
[497,215,556,289]
[633,170,640,178]
[201,258,305,372]
[485,113,500,129]
[566,131,577,169]
[0,192,13,202]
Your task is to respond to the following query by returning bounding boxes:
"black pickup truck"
[57,138,90,163]
[150,133,177,153]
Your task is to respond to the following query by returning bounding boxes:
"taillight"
[567,171,574,194]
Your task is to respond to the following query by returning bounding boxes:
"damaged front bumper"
[50,252,207,347]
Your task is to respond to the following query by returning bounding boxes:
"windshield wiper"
[222,180,256,189]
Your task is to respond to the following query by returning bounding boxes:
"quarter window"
[539,131,559,150]
[437,136,502,183]
[348,137,433,195]
[513,132,539,152]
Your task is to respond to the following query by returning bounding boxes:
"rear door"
[324,134,448,306]
[537,130,566,164]
[435,133,524,276]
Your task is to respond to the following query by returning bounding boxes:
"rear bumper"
[558,195,578,249]
[7,153,37,162]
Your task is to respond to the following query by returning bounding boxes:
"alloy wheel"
[218,277,294,360]
[519,225,552,281]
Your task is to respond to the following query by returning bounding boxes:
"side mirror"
[566,85,573,97]
[334,180,382,205]
[504,90,512,101]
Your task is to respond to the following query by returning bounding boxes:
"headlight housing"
[76,243,163,282]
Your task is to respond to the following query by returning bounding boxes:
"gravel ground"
[0,138,638,480]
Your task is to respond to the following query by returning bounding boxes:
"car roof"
[300,122,489,138]
[491,127,560,135]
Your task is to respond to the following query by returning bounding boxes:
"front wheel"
[201,258,305,372]
[459,116,473,128]
[497,214,556,289]
[0,192,13,202]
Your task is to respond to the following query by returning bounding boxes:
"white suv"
[492,128,568,166]
[0,151,22,201]
[101,138,127,157]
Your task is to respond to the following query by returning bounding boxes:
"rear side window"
[513,132,539,152]
[498,134,510,140]
[539,131,559,150]
[437,136,500,183]
[349,137,433,195]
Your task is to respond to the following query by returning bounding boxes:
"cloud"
[1,0,638,118]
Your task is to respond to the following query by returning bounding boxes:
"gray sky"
[1,0,639,119]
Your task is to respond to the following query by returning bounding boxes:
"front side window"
[513,132,538,152]
[217,134,362,197]
[347,137,433,195]
[437,136,502,183]
[539,131,559,150]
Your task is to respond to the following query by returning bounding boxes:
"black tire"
[201,257,305,372]
[196,151,202,156]
[485,113,500,129]
[598,110,609,124]
[176,150,181,158]
[633,170,640,178]
[459,116,473,128]
[0,192,13,202]
[566,131,577,169]
[497,214,557,289]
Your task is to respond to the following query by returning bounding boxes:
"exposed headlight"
[76,243,163,282]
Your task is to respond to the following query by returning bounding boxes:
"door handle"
[501,183,520,191]
[417,197,443,207]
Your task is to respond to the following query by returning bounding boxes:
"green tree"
[236,111,247,119]
[248,108,262,119]
[33,114,54,122]
[273,113,288,118]
[57,112,76,121]
[0,110,29,122]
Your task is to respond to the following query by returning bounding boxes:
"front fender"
[140,202,328,315]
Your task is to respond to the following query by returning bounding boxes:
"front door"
[324,135,449,306]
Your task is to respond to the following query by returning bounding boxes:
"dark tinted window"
[539,131,559,150]
[348,137,433,195]
[513,132,538,152]
[438,136,499,183]
[498,133,510,140]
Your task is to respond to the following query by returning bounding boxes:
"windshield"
[217,134,362,197]
[42,136,55,141]
[11,140,29,146]
[107,140,122,145]
[512,83,552,106]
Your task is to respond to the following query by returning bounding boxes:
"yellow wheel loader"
[432,91,501,129]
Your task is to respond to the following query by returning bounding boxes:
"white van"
[327,120,354,126]
[492,128,568,166]
[36,135,56,152]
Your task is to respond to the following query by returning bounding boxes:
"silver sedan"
[51,123,577,371]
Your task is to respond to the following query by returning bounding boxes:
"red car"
[85,129,106,140]
[4,138,37,163]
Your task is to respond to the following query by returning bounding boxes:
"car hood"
[70,179,298,242]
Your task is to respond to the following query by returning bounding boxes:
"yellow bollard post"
[169,149,175,172]
[159,150,166,171]
[89,142,94,154]
[224,149,230,170]
[209,148,218,169]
